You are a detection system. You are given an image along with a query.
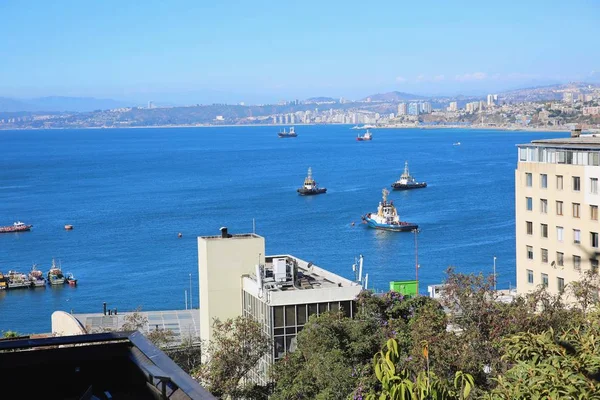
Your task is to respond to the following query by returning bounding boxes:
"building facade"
[516,131,600,297]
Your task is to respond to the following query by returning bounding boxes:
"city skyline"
[1,1,599,104]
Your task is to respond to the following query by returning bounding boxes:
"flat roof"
[248,255,359,292]
[199,233,262,240]
[519,135,600,149]
[73,309,200,343]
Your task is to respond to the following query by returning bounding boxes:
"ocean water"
[0,125,563,334]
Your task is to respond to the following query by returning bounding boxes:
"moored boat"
[47,259,65,285]
[28,264,46,287]
[0,272,8,290]
[356,129,373,141]
[278,127,298,138]
[65,272,77,286]
[0,221,33,233]
[7,271,31,289]
[297,167,327,195]
[391,161,427,190]
[362,189,418,232]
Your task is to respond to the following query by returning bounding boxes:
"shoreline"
[0,123,581,133]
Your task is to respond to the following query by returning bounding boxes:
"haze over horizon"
[1,0,599,105]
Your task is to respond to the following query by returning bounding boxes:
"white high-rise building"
[487,94,495,107]
[397,103,407,116]
[448,102,458,112]
[421,102,432,114]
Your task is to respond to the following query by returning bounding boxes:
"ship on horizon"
[278,127,298,138]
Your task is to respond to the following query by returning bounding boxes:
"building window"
[526,173,532,187]
[556,201,563,215]
[526,221,533,235]
[527,269,534,284]
[574,229,581,244]
[274,306,284,327]
[557,252,564,267]
[540,199,548,214]
[540,174,547,188]
[526,197,533,211]
[527,245,533,260]
[557,226,564,242]
[573,203,580,218]
[557,175,563,190]
[592,205,598,220]
[592,178,599,194]
[541,224,548,238]
[592,232,599,248]
[573,176,581,191]
[557,277,565,293]
[297,304,307,325]
[574,255,581,271]
[541,248,548,263]
[541,273,549,288]
[592,259,599,274]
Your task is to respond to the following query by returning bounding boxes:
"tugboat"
[47,259,65,285]
[278,127,298,138]
[0,221,32,233]
[356,129,373,141]
[28,264,46,287]
[391,161,427,190]
[362,189,418,232]
[297,167,327,195]
[65,272,78,286]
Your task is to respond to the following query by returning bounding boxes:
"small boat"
[0,272,8,290]
[64,224,74,230]
[357,129,373,141]
[278,127,298,138]
[28,264,46,287]
[7,271,31,289]
[0,221,33,233]
[362,189,418,232]
[297,167,327,195]
[453,142,461,146]
[65,272,77,286]
[391,161,427,190]
[47,259,65,285]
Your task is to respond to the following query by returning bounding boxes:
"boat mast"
[307,167,312,180]
[402,161,410,178]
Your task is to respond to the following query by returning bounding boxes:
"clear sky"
[1,0,599,104]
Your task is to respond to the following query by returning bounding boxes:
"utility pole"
[413,228,420,294]
[189,273,193,309]
[493,256,497,292]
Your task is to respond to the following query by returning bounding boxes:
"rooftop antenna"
[352,261,357,281]
[364,273,369,290]
[358,255,364,283]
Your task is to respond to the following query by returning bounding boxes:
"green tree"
[194,316,271,399]
[2,330,20,338]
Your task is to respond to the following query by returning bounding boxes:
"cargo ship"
[278,127,297,138]
[356,129,372,141]
[0,221,32,233]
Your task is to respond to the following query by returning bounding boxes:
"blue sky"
[0,0,599,104]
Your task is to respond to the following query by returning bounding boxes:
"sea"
[0,125,564,334]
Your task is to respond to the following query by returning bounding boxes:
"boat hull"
[0,225,32,233]
[391,183,427,190]
[278,134,297,138]
[363,216,418,232]
[297,188,327,195]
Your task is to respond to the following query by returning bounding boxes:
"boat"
[453,142,461,146]
[362,189,418,232]
[357,129,373,141]
[278,127,298,138]
[28,264,46,287]
[297,167,327,196]
[65,272,77,286]
[64,224,74,230]
[0,221,32,233]
[391,161,427,190]
[0,272,8,290]
[47,259,65,285]
[7,271,31,289]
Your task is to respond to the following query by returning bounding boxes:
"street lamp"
[493,256,497,292]
[412,228,420,294]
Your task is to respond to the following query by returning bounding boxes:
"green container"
[389,280,419,296]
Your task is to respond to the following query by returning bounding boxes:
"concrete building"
[448,102,458,112]
[421,102,432,114]
[487,94,495,107]
[398,103,407,116]
[408,102,420,115]
[197,228,363,383]
[515,129,600,297]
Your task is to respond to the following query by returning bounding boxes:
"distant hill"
[0,96,134,112]
[361,91,426,102]
[304,96,337,103]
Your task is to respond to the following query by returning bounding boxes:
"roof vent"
[220,227,231,238]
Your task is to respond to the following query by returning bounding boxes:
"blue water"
[0,126,563,334]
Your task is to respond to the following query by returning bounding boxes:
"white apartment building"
[198,228,362,384]
[516,129,600,297]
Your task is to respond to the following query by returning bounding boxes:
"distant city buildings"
[408,103,420,116]
[563,92,574,103]
[487,94,498,107]
[398,103,407,116]
[421,102,432,114]
[448,102,458,112]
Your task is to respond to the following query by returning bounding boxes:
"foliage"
[568,269,600,316]
[486,319,600,399]
[365,338,474,400]
[121,307,148,331]
[194,316,271,399]
[165,336,203,374]
[2,330,20,338]
[146,327,175,348]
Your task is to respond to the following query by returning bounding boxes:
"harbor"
[0,260,77,291]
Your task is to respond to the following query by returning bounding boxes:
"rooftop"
[73,309,200,344]
[519,133,600,150]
